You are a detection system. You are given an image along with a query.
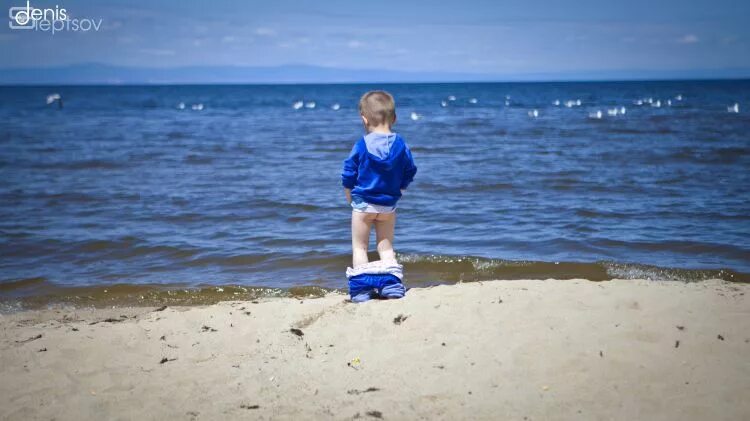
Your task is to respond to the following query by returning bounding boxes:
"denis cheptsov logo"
[9,1,102,34]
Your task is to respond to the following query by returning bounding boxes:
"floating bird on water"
[727,103,739,113]
[331,103,340,111]
[468,98,478,104]
[292,101,303,110]
[410,112,420,121]
[177,102,186,110]
[588,110,603,119]
[447,95,456,101]
[553,99,560,106]
[46,93,63,109]
[440,100,447,107]
[528,109,539,118]
[305,101,316,109]
[191,103,204,111]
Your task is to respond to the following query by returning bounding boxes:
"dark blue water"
[1,81,749,305]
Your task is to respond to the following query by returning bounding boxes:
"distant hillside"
[0,63,748,85]
[0,63,496,85]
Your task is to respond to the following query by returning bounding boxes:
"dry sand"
[1,278,748,420]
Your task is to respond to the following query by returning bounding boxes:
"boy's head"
[359,90,396,130]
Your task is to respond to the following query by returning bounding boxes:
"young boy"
[341,91,417,301]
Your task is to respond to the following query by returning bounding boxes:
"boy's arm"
[341,142,360,202]
[400,145,417,190]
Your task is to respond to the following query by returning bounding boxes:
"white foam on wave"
[468,98,478,104]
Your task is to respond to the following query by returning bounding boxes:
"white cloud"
[677,34,699,44]
[254,27,276,36]
[138,48,176,56]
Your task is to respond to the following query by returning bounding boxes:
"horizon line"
[2,75,750,87]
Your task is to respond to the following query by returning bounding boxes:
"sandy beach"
[1,278,748,420]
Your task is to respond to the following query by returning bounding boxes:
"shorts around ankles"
[350,195,396,213]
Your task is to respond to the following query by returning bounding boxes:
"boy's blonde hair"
[359,90,396,127]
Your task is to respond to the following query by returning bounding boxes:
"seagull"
[652,100,661,108]
[469,98,478,104]
[305,101,316,109]
[564,100,575,108]
[177,102,186,110]
[727,103,739,113]
[667,99,672,106]
[553,99,560,106]
[588,110,603,119]
[448,95,456,101]
[410,112,420,121]
[46,93,63,109]
[607,108,619,116]
[620,106,626,114]
[191,103,204,111]
[527,109,539,118]
[634,99,643,106]
[440,100,447,107]
[331,103,341,110]
[675,94,683,101]
[575,99,582,106]
[292,101,303,110]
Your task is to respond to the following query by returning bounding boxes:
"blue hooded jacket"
[341,132,417,206]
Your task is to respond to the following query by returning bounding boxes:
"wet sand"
[1,278,748,420]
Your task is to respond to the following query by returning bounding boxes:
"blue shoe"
[351,289,377,303]
[379,282,406,299]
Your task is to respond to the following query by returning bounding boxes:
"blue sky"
[2,0,749,79]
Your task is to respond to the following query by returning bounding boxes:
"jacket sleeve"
[341,142,360,189]
[400,145,417,189]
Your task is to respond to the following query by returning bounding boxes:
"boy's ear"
[360,115,369,126]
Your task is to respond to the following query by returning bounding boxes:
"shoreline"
[1,278,748,420]
[2,259,749,312]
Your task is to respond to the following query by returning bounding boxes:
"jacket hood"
[363,132,397,160]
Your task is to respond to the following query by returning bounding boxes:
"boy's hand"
[344,188,352,204]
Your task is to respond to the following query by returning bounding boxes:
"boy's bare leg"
[374,212,396,262]
[352,212,376,267]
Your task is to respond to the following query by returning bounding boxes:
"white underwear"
[351,196,396,213]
